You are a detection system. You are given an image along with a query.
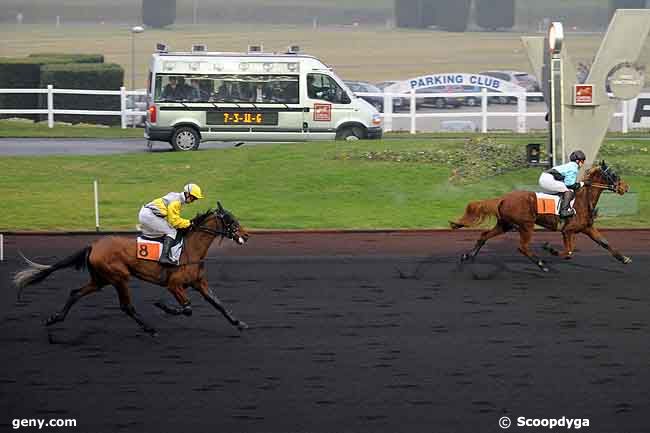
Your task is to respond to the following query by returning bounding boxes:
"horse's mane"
[584,166,604,180]
[190,208,215,227]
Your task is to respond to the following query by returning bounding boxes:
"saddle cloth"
[136,236,183,263]
[535,192,575,215]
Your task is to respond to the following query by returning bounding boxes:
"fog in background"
[0,0,624,31]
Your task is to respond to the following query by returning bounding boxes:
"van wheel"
[337,126,364,141]
[171,126,200,151]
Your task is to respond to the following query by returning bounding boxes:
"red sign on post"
[574,84,594,104]
[313,103,332,121]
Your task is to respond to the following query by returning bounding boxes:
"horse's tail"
[449,198,501,229]
[14,246,91,297]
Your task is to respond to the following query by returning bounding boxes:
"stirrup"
[559,209,575,218]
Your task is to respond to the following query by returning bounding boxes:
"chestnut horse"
[14,202,249,335]
[450,161,631,272]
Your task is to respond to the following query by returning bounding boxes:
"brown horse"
[450,161,631,272]
[14,202,249,335]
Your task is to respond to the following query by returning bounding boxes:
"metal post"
[0,234,4,262]
[94,180,100,232]
[622,100,629,134]
[131,32,135,91]
[193,0,198,24]
[517,93,527,133]
[550,55,563,165]
[47,85,54,128]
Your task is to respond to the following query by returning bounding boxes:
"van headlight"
[372,113,382,126]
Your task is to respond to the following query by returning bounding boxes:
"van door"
[304,73,354,140]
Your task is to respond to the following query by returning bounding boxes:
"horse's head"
[189,202,249,245]
[586,160,629,195]
[214,201,249,245]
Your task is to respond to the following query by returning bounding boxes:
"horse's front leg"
[155,285,192,316]
[194,280,248,331]
[583,227,632,264]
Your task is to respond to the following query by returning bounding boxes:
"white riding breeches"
[539,172,569,194]
[138,206,177,239]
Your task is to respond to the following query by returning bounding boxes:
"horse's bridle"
[589,166,619,192]
[194,209,240,240]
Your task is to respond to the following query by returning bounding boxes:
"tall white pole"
[131,32,135,91]
[0,234,4,262]
[94,180,100,232]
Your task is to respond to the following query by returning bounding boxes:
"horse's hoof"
[460,253,470,263]
[541,267,550,273]
[144,328,158,337]
[622,256,632,264]
[236,320,249,331]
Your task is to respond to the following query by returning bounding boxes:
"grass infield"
[1,136,648,231]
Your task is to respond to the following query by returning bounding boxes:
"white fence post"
[622,100,629,134]
[94,180,100,232]
[517,93,527,133]
[481,88,488,133]
[120,86,127,129]
[383,93,393,132]
[0,233,3,262]
[410,89,416,134]
[47,85,54,128]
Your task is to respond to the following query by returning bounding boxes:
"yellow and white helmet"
[183,183,204,199]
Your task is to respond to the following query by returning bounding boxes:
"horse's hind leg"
[461,222,508,262]
[194,280,248,331]
[114,282,157,335]
[517,225,549,272]
[45,280,101,326]
[544,231,575,259]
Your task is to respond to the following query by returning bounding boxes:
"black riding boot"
[159,236,177,266]
[559,190,576,218]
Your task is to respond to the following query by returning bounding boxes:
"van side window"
[307,74,350,104]
[154,74,299,104]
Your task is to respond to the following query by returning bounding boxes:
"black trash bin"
[526,143,541,164]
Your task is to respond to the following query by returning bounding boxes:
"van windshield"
[154,74,300,104]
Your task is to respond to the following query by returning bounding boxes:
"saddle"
[535,192,575,215]
[136,235,184,263]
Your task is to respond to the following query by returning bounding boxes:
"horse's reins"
[588,182,614,190]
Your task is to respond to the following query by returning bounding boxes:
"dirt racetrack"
[1,230,649,433]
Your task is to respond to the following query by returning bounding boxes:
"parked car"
[479,70,543,103]
[459,85,519,106]
[375,80,407,111]
[126,89,148,127]
[343,80,385,111]
[416,85,464,109]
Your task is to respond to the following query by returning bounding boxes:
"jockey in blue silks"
[538,150,588,218]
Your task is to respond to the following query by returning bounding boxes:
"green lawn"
[1,136,647,231]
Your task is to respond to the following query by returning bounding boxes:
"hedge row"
[0,54,123,125]
[41,63,124,125]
